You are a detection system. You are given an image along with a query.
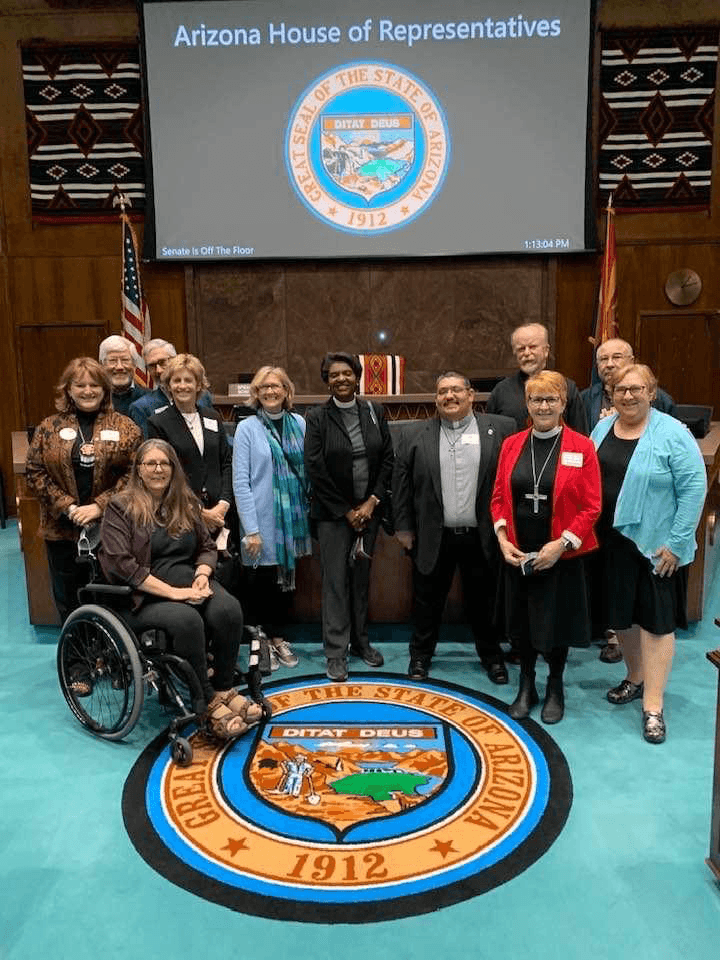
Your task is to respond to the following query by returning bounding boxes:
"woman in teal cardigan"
[591,364,706,744]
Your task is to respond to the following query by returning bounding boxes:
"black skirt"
[501,554,592,654]
[592,529,688,635]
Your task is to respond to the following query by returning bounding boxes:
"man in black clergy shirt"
[486,322,588,433]
[392,371,516,683]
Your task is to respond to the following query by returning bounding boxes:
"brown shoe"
[599,643,623,663]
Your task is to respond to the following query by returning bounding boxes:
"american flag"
[120,211,151,386]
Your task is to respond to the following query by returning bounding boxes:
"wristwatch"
[561,536,573,551]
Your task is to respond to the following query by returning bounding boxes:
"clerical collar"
[442,413,473,430]
[333,396,357,409]
[532,426,562,439]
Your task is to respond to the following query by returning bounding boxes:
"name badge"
[100,429,120,442]
[59,427,77,441]
[461,433,479,445]
[561,451,583,467]
[203,417,218,432]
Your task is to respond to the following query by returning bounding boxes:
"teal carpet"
[2,519,719,959]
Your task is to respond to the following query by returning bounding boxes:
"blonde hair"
[248,366,295,410]
[610,363,657,401]
[113,439,202,536]
[55,357,113,413]
[160,354,210,395]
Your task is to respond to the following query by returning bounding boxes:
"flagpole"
[114,186,152,386]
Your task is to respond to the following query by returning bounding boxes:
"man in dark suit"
[487,323,588,433]
[392,371,516,682]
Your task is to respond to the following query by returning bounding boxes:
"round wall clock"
[665,268,702,306]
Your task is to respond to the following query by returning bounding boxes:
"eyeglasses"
[437,387,469,397]
[597,352,633,365]
[527,396,562,406]
[258,384,284,392]
[613,385,647,397]
[140,460,172,471]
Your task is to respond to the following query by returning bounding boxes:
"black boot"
[541,677,564,724]
[508,673,539,720]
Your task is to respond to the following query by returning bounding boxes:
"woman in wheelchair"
[99,439,261,740]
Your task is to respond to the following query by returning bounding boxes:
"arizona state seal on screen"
[284,62,450,235]
[123,674,571,921]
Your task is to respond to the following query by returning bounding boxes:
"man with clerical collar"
[580,337,675,430]
[392,371,516,683]
[128,338,213,437]
[99,335,148,416]
[487,322,588,434]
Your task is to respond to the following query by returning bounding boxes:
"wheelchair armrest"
[77,582,133,604]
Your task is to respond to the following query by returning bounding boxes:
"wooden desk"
[707,646,720,882]
[13,419,720,627]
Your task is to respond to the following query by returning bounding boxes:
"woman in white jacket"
[232,366,312,668]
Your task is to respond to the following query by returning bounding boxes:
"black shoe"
[349,644,384,667]
[508,674,539,720]
[643,709,666,744]
[483,659,509,685]
[607,679,643,705]
[408,659,429,680]
[326,657,348,681]
[541,677,564,724]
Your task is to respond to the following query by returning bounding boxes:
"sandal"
[218,689,263,725]
[69,668,93,697]
[205,694,250,740]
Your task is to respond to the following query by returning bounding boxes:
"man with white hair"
[581,337,675,430]
[98,334,148,416]
[487,323,588,433]
[128,338,213,437]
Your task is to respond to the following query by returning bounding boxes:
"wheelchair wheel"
[57,604,144,741]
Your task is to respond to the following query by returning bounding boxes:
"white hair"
[142,338,177,361]
[99,335,139,365]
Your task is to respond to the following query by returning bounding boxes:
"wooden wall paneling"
[18,323,105,427]
[10,256,121,328]
[555,254,600,390]
[0,256,23,520]
[140,259,188,354]
[637,311,720,411]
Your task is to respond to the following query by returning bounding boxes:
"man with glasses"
[581,338,675,430]
[392,371,515,683]
[98,335,148,416]
[487,323,588,433]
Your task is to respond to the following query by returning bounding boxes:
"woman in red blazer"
[491,370,601,724]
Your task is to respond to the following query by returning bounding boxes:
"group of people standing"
[25,326,707,745]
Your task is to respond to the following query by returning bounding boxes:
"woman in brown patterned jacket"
[26,356,142,622]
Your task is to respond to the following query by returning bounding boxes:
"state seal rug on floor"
[122,674,572,923]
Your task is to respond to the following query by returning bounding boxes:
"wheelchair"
[56,541,272,766]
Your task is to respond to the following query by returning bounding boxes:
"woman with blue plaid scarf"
[232,366,312,669]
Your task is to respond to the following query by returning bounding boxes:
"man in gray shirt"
[392,372,516,682]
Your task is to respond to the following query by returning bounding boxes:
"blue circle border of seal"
[284,61,451,237]
[122,673,572,923]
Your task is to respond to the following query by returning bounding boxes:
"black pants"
[46,538,89,622]
[410,528,503,665]
[239,565,294,636]
[125,582,243,704]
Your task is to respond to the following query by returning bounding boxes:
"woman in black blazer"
[147,354,234,544]
[304,352,394,681]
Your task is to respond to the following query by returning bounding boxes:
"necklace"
[441,420,471,450]
[77,422,95,467]
[525,430,561,514]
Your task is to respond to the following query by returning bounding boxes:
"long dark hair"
[113,439,202,535]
